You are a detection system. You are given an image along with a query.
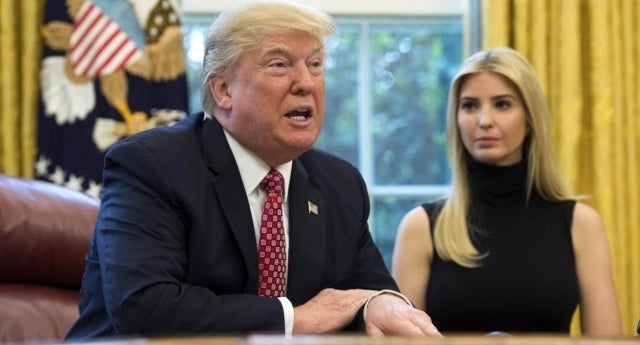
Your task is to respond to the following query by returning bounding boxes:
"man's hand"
[365,293,442,337]
[293,288,376,334]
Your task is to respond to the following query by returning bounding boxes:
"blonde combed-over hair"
[200,0,336,115]
[434,47,574,267]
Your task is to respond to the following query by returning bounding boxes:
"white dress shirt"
[221,126,413,334]
[224,130,294,335]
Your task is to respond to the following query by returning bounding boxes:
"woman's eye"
[460,101,476,110]
[495,100,511,109]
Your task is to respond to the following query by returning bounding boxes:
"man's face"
[213,30,326,166]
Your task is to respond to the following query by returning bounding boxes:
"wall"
[181,0,463,15]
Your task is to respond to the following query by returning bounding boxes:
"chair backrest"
[0,174,100,342]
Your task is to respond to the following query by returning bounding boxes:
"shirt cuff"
[362,289,413,321]
[278,297,294,336]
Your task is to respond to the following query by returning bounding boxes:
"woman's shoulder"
[395,205,433,255]
[421,198,446,217]
[572,202,605,232]
[570,202,611,251]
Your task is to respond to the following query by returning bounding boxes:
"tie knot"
[261,169,283,194]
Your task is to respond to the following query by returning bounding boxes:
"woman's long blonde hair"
[434,47,573,267]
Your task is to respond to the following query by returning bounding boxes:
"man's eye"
[270,61,287,68]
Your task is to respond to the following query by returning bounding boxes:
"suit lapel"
[200,116,259,293]
[286,158,327,304]
[198,116,328,299]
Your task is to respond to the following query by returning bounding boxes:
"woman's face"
[457,71,528,166]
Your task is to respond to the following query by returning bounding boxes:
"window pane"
[370,21,462,185]
[183,21,210,114]
[315,25,360,165]
[372,195,442,269]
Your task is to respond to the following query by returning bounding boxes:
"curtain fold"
[0,1,42,177]
[483,0,639,336]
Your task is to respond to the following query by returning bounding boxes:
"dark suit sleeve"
[333,166,398,289]
[94,140,284,335]
[321,162,400,331]
[344,169,399,331]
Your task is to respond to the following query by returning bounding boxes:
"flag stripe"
[70,3,102,52]
[69,1,142,77]
[71,15,111,74]
[99,42,142,75]
[79,23,119,74]
[84,26,121,76]
[96,38,138,75]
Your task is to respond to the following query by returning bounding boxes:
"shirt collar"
[223,130,292,202]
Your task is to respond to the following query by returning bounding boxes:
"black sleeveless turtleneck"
[422,159,579,334]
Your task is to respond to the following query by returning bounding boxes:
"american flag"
[69,0,144,77]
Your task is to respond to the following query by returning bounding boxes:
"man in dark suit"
[66,0,441,339]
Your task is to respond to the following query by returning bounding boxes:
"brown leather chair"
[0,174,99,342]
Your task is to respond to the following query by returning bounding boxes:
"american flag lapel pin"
[307,201,318,215]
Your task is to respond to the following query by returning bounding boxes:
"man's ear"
[209,75,232,110]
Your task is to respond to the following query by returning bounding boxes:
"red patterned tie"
[257,169,286,297]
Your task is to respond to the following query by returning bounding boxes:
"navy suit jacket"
[65,113,397,339]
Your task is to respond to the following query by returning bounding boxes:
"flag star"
[86,181,102,199]
[34,155,51,177]
[154,14,164,25]
[49,167,66,185]
[65,174,85,191]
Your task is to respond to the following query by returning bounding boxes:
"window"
[182,1,468,268]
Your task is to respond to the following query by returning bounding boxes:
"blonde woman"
[392,47,621,336]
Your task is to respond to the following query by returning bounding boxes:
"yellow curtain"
[483,0,639,336]
[0,1,43,177]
